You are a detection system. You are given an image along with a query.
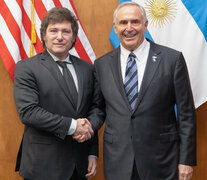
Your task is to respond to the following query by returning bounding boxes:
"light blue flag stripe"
[109,28,120,48]
[145,30,154,42]
[109,0,131,48]
[181,0,207,41]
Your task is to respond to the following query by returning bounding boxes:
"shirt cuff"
[67,118,77,135]
[88,155,98,159]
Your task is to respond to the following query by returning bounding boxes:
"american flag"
[0,0,96,81]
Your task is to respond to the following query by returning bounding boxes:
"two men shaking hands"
[73,118,94,143]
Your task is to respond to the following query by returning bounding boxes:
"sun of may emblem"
[145,0,177,27]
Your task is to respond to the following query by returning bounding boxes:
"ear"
[113,23,118,35]
[43,34,46,42]
[144,20,148,32]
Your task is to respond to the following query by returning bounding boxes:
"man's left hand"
[178,164,193,180]
[85,156,97,178]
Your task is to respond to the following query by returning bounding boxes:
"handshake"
[73,118,94,143]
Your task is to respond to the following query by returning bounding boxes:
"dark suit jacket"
[89,40,196,180]
[14,50,98,180]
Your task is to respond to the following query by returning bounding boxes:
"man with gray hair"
[87,1,196,180]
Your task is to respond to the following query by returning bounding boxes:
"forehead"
[116,5,142,21]
[47,21,72,29]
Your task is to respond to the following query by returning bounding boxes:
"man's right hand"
[73,118,94,143]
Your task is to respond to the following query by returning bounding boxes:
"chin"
[124,44,136,51]
[53,49,65,53]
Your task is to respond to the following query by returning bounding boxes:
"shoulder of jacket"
[95,47,119,64]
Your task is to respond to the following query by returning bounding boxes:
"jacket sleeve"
[173,52,197,166]
[13,60,71,140]
[87,63,106,132]
[88,131,99,157]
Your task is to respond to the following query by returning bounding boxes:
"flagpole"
[30,0,36,57]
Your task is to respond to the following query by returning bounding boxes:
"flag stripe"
[19,0,44,54]
[69,0,84,32]
[35,0,48,21]
[52,0,62,7]
[1,1,27,60]
[68,0,96,62]
[0,14,21,62]
[19,1,31,40]
[41,0,55,10]
[75,37,92,63]
[32,1,49,53]
[16,0,32,57]
[0,35,15,81]
[181,0,207,41]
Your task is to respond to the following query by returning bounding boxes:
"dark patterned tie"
[56,61,78,107]
[124,53,138,109]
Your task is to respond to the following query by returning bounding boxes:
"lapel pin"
[152,53,157,62]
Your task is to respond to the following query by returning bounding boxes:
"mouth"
[54,44,65,46]
[123,33,137,40]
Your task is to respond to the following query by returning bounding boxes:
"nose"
[57,31,63,40]
[126,22,133,31]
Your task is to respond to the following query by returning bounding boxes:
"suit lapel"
[40,50,76,110]
[70,55,83,111]
[110,47,132,111]
[134,41,161,110]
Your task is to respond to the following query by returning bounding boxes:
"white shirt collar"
[47,49,71,63]
[120,38,148,62]
[120,38,150,89]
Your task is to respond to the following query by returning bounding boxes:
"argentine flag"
[109,0,207,108]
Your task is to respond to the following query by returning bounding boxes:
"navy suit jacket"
[14,50,98,180]
[89,39,196,180]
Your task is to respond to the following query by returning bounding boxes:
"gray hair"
[113,1,148,24]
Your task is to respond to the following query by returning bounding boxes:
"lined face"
[113,5,148,51]
[44,21,74,60]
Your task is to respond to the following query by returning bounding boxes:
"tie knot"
[129,53,136,61]
[128,53,136,62]
[56,61,68,68]
[127,53,136,65]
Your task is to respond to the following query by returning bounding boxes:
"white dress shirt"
[47,50,77,135]
[120,38,150,92]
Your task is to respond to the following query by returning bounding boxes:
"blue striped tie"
[124,53,138,109]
